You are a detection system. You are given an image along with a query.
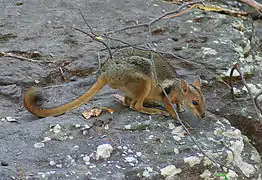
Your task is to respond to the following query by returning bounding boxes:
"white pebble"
[34,142,45,149]
[96,144,113,160]
[51,124,61,133]
[160,165,182,177]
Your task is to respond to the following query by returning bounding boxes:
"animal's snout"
[201,112,205,118]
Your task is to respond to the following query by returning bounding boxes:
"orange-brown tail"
[24,75,107,117]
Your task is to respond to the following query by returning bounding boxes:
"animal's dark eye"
[192,100,198,106]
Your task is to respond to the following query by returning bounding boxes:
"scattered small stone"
[124,125,131,130]
[37,172,46,178]
[104,124,109,130]
[173,148,179,154]
[50,124,62,133]
[136,152,142,157]
[49,160,56,166]
[201,47,217,55]
[73,145,79,151]
[200,169,212,179]
[227,170,238,179]
[142,167,153,177]
[221,65,254,77]
[232,20,245,32]
[42,137,51,142]
[148,135,154,139]
[115,164,121,169]
[172,126,185,137]
[184,156,201,167]
[67,155,76,166]
[34,142,45,149]
[125,156,138,164]
[83,155,90,165]
[160,165,182,177]
[89,164,96,168]
[168,123,175,130]
[1,161,8,166]
[242,83,262,101]
[74,124,81,128]
[96,144,113,160]
[1,116,17,122]
[127,149,133,153]
[173,135,181,141]
[203,157,212,166]
[6,116,17,122]
[56,164,62,168]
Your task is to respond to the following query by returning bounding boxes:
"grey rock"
[0,0,262,179]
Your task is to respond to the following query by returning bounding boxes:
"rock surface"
[1,0,262,179]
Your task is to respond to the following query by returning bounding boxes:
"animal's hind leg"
[123,96,132,106]
[130,78,169,116]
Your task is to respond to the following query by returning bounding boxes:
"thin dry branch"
[157,51,231,89]
[0,52,54,63]
[2,167,20,179]
[238,0,262,12]
[76,2,243,176]
[229,63,262,122]
[106,0,205,35]
[72,27,112,59]
[78,9,96,36]
[143,1,240,175]
[161,85,240,175]
[99,35,231,89]
[74,11,113,59]
[254,90,262,114]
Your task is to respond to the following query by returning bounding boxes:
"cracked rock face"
[0,0,262,179]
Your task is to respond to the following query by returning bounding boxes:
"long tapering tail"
[24,75,107,117]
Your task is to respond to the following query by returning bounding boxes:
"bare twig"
[254,90,262,114]
[238,0,262,12]
[100,34,231,89]
[229,63,262,122]
[2,167,19,179]
[157,51,231,89]
[97,52,102,73]
[59,67,67,81]
[73,27,112,59]
[74,10,113,59]
[164,4,196,19]
[161,85,239,174]
[78,9,96,36]
[76,3,242,175]
[142,4,238,172]
[149,1,204,25]
[106,0,205,35]
[0,52,53,63]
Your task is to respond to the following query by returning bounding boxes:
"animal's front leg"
[130,79,169,116]
[177,103,185,113]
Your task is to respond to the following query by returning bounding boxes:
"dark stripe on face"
[191,84,204,103]
[162,85,172,98]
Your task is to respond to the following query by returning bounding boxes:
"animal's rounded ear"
[192,78,201,88]
[181,79,188,94]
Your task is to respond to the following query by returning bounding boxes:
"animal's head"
[162,78,205,118]
[179,78,206,118]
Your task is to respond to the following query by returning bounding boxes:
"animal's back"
[101,47,177,84]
